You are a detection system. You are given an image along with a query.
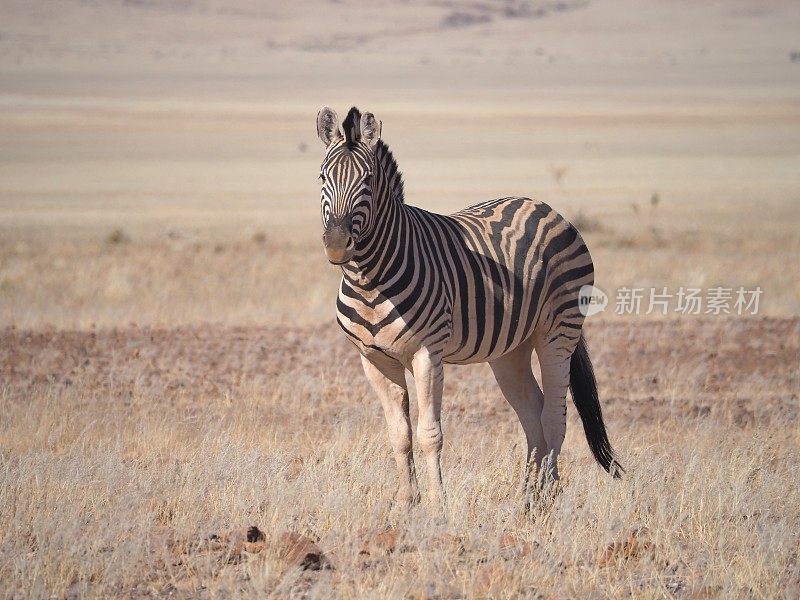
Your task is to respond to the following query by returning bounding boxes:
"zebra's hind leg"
[537,340,576,486]
[489,343,546,504]
[360,355,420,509]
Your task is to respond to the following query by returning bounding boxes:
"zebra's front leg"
[411,348,446,511]
[360,355,420,508]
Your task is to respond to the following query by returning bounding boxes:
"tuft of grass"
[549,164,569,186]
[106,228,130,245]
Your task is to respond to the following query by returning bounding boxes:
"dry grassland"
[1,0,799,598]
[1,319,798,598]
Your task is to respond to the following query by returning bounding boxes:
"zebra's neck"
[343,141,414,288]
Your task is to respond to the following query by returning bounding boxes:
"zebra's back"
[440,196,593,364]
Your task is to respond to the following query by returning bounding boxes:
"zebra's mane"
[375,140,405,204]
[342,107,362,148]
[343,106,404,204]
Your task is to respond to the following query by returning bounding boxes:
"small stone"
[242,541,265,554]
[358,527,403,555]
[284,457,304,481]
[598,527,652,566]
[430,532,465,556]
[278,531,332,571]
[498,531,533,559]
[474,562,510,594]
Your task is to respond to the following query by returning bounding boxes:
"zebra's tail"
[569,335,624,478]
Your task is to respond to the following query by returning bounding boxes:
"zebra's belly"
[347,334,406,363]
[337,303,425,365]
[441,315,535,365]
[439,267,543,365]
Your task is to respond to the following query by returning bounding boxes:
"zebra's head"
[316,106,382,265]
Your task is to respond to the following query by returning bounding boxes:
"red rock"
[430,532,465,556]
[278,531,332,571]
[242,541,265,554]
[474,562,510,594]
[359,527,401,555]
[201,525,266,561]
[498,531,533,559]
[284,456,304,481]
[224,525,265,548]
[598,527,652,566]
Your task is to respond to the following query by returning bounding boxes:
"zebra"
[316,106,622,509]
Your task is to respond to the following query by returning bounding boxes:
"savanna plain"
[1,1,799,598]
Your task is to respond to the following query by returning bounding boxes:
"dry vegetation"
[1,319,798,598]
[1,0,799,598]
[1,192,797,328]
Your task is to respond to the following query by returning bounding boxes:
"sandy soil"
[3,317,797,431]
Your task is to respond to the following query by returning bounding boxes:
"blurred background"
[1,0,798,327]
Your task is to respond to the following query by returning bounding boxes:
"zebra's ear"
[360,112,381,148]
[317,106,342,147]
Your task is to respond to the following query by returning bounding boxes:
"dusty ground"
[1,318,798,597]
[2,318,798,428]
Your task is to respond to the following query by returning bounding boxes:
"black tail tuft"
[570,335,624,478]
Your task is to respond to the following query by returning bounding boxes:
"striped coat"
[317,106,621,510]
[336,194,593,367]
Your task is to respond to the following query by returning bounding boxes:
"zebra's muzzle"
[323,225,354,265]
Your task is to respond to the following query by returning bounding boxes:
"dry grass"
[1,1,799,597]
[1,320,798,598]
[1,191,798,329]
[0,227,339,328]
